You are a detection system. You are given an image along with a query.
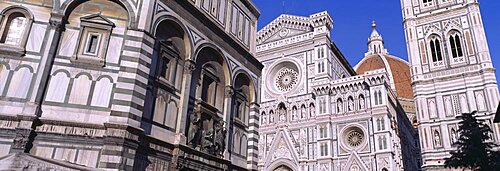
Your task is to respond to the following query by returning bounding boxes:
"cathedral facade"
[255,12,420,171]
[0,0,262,170]
[401,0,500,170]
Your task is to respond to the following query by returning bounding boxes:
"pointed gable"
[265,129,299,167]
[80,13,116,28]
[256,11,333,45]
[343,152,369,171]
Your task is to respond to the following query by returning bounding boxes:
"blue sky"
[254,0,500,77]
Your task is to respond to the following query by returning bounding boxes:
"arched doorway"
[274,165,293,171]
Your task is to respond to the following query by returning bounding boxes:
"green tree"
[445,111,500,171]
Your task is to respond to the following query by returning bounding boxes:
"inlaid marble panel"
[45,72,70,103]
[26,23,46,53]
[58,29,79,57]
[91,77,113,107]
[6,67,33,99]
[68,75,92,105]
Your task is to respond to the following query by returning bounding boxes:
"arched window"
[449,32,464,58]
[0,7,33,49]
[380,118,385,130]
[378,136,383,150]
[429,36,443,62]
[374,91,379,105]
[378,91,383,104]
[376,118,382,131]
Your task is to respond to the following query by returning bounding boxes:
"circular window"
[342,126,366,149]
[275,68,298,92]
[347,130,364,147]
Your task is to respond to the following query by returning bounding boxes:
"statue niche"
[187,110,226,157]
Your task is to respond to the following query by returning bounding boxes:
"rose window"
[275,68,298,92]
[346,129,364,147]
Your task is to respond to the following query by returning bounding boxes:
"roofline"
[330,41,356,76]
[242,0,261,18]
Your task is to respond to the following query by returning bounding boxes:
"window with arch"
[319,125,328,138]
[374,90,383,105]
[0,7,33,50]
[429,36,443,63]
[448,32,464,58]
[376,117,386,131]
[317,46,325,59]
[319,142,328,156]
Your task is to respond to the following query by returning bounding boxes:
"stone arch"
[60,0,136,28]
[14,64,34,73]
[268,159,297,171]
[233,70,257,103]
[96,75,114,82]
[0,5,35,20]
[51,69,71,77]
[153,16,192,60]
[74,72,93,80]
[193,44,231,86]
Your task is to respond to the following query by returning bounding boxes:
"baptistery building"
[255,12,420,171]
[0,0,262,170]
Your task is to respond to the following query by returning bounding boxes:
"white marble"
[58,29,78,57]
[106,36,123,64]
[68,75,92,105]
[90,77,113,107]
[45,72,70,103]
[26,23,46,53]
[6,67,32,99]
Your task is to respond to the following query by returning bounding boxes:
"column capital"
[184,60,196,74]
[225,86,234,98]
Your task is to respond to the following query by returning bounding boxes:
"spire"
[366,20,387,55]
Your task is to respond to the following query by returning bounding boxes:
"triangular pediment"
[343,152,369,171]
[265,129,299,167]
[257,11,332,45]
[81,13,115,27]
[261,27,312,44]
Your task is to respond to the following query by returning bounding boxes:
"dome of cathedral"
[355,54,414,99]
[354,21,414,100]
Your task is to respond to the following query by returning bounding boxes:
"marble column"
[223,85,234,159]
[176,60,196,144]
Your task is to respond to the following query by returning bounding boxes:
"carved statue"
[359,97,365,109]
[279,107,286,122]
[188,112,202,148]
[270,112,275,123]
[434,130,441,147]
[214,122,226,157]
[450,129,457,144]
[348,98,354,111]
[202,129,215,154]
[337,101,342,113]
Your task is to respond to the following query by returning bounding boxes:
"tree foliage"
[445,111,500,171]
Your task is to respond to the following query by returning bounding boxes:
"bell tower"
[401,0,500,169]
